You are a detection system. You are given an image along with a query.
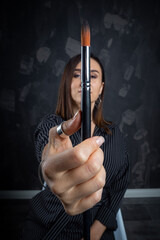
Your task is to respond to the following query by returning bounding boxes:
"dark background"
[1,0,160,190]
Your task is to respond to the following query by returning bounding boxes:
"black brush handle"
[81,46,91,139]
[81,45,91,240]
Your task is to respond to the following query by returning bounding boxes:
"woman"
[22,54,129,240]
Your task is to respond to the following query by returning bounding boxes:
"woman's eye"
[91,75,97,79]
[74,74,80,78]
[74,74,81,78]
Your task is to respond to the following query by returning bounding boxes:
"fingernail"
[96,136,105,146]
[73,110,79,119]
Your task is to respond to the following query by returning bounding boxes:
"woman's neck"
[91,121,96,137]
[73,103,95,118]
[73,103,95,137]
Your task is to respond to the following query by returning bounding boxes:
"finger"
[48,110,81,151]
[62,167,106,204]
[61,148,104,191]
[66,188,103,216]
[49,110,81,140]
[78,188,103,214]
[53,136,105,172]
[73,166,106,200]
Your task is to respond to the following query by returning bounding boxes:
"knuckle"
[42,160,56,181]
[86,160,100,176]
[55,188,75,207]
[72,148,86,165]
[63,204,77,216]
[50,184,60,196]
[50,182,64,196]
[61,193,73,206]
[102,166,106,179]
[93,190,102,204]
[49,127,55,139]
[97,148,104,162]
[96,174,105,189]
[95,167,106,189]
[65,208,75,216]
[42,162,51,178]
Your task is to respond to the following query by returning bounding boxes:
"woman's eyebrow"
[74,68,99,74]
[90,70,99,74]
[74,68,81,72]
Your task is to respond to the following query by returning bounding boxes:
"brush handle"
[81,46,91,139]
[81,46,91,240]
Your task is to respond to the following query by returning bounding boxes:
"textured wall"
[1,0,160,189]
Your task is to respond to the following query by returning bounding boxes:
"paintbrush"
[81,21,91,240]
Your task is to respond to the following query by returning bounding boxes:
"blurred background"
[0,0,160,239]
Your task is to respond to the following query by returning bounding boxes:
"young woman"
[22,54,129,240]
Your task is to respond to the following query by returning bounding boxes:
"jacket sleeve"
[95,141,130,231]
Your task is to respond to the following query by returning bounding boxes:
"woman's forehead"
[75,58,102,72]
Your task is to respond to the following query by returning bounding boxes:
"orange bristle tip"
[81,21,90,46]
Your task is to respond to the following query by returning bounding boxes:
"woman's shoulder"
[35,113,63,134]
[100,119,120,135]
[109,121,129,153]
[106,120,122,133]
[104,121,129,162]
[39,113,63,125]
[103,120,127,144]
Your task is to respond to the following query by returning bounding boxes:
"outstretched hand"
[41,110,106,216]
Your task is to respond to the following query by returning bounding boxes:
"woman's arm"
[95,156,129,232]
[38,111,106,216]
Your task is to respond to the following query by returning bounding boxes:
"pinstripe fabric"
[22,114,129,240]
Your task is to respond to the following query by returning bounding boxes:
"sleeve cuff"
[95,207,117,231]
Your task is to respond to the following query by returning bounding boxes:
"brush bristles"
[81,22,90,46]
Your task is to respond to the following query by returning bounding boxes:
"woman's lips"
[78,90,92,93]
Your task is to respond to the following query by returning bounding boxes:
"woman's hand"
[41,111,106,216]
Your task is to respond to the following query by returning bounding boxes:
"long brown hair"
[55,54,113,135]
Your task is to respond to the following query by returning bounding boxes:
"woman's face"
[71,58,104,110]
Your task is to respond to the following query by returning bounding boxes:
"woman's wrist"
[90,220,106,240]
